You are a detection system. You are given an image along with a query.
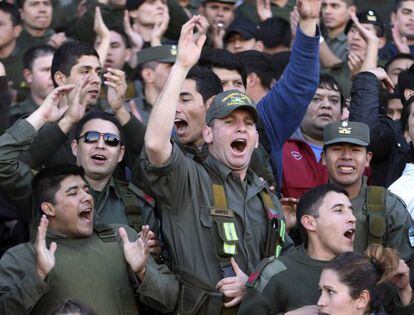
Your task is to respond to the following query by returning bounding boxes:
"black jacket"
[349,72,414,187]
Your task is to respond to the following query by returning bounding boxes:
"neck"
[0,40,16,59]
[306,240,336,261]
[25,25,47,37]
[144,85,160,107]
[193,137,205,148]
[86,175,111,192]
[134,23,153,42]
[30,91,45,106]
[248,87,269,103]
[327,25,346,39]
[302,130,324,147]
[406,38,414,46]
[342,178,363,200]
[233,169,247,181]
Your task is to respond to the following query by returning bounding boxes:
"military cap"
[126,0,146,10]
[345,10,385,37]
[224,17,259,43]
[203,0,237,5]
[206,90,259,125]
[137,45,177,66]
[324,121,370,147]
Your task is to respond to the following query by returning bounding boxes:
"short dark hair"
[52,299,97,315]
[73,110,124,143]
[199,48,247,87]
[51,41,100,87]
[23,44,56,71]
[325,245,400,313]
[397,64,414,106]
[319,73,345,111]
[259,17,291,49]
[296,184,348,245]
[135,61,160,87]
[186,66,223,103]
[236,50,274,90]
[394,0,411,12]
[108,26,131,48]
[32,164,85,217]
[0,2,21,26]
[384,53,414,74]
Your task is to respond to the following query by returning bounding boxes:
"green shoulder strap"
[367,186,387,245]
[114,179,143,233]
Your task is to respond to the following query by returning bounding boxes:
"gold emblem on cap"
[367,10,377,22]
[170,45,177,56]
[338,127,352,134]
[222,92,252,106]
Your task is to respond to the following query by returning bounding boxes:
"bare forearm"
[145,64,190,165]
[299,18,318,37]
[361,41,379,72]
[320,42,342,67]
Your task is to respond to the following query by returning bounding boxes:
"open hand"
[35,215,57,280]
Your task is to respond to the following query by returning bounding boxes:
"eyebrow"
[330,203,352,210]
[65,185,79,193]
[179,92,192,97]
[79,65,102,72]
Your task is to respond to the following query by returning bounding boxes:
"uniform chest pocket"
[200,206,213,228]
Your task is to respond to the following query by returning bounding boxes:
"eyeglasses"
[78,131,121,147]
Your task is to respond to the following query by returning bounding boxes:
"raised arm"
[256,0,321,184]
[0,85,74,217]
[145,16,206,166]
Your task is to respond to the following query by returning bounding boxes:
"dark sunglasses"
[78,131,121,147]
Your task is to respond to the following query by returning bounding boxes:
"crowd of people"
[0,0,414,314]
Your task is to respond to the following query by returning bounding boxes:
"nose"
[319,97,333,109]
[317,291,327,310]
[90,71,101,85]
[348,210,357,224]
[81,188,93,204]
[94,134,106,148]
[236,121,247,132]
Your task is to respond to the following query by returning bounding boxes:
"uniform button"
[397,143,401,147]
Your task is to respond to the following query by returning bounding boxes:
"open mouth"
[231,139,247,153]
[91,154,107,161]
[344,228,355,240]
[79,208,92,222]
[174,118,188,132]
[338,165,355,173]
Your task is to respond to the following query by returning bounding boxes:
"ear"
[203,125,213,144]
[321,150,327,166]
[124,48,132,63]
[378,37,386,49]
[355,290,370,310]
[117,145,126,163]
[23,68,33,85]
[128,9,138,19]
[71,139,79,158]
[41,202,56,217]
[141,68,155,84]
[391,12,396,26]
[348,5,357,16]
[13,25,22,38]
[246,73,257,89]
[205,95,215,110]
[301,214,317,232]
[365,150,373,167]
[54,71,67,86]
[254,41,264,52]
[254,130,259,149]
[198,6,205,16]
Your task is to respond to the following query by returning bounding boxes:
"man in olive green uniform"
[132,45,177,123]
[0,160,178,314]
[324,10,386,98]
[9,45,55,125]
[137,16,289,313]
[322,121,414,262]
[0,43,158,240]
[238,183,414,315]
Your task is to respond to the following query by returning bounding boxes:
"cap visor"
[324,138,369,147]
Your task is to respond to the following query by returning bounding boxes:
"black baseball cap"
[224,17,259,43]
[324,121,370,147]
[345,10,385,37]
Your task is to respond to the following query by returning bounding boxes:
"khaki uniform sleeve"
[0,120,37,218]
[134,142,199,212]
[137,255,179,313]
[0,244,48,314]
[385,193,414,263]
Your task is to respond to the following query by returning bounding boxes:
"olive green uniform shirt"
[0,225,178,314]
[0,119,157,235]
[351,177,414,263]
[9,95,38,126]
[17,28,56,54]
[325,32,348,63]
[137,143,286,286]
[0,46,27,103]
[238,245,414,315]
